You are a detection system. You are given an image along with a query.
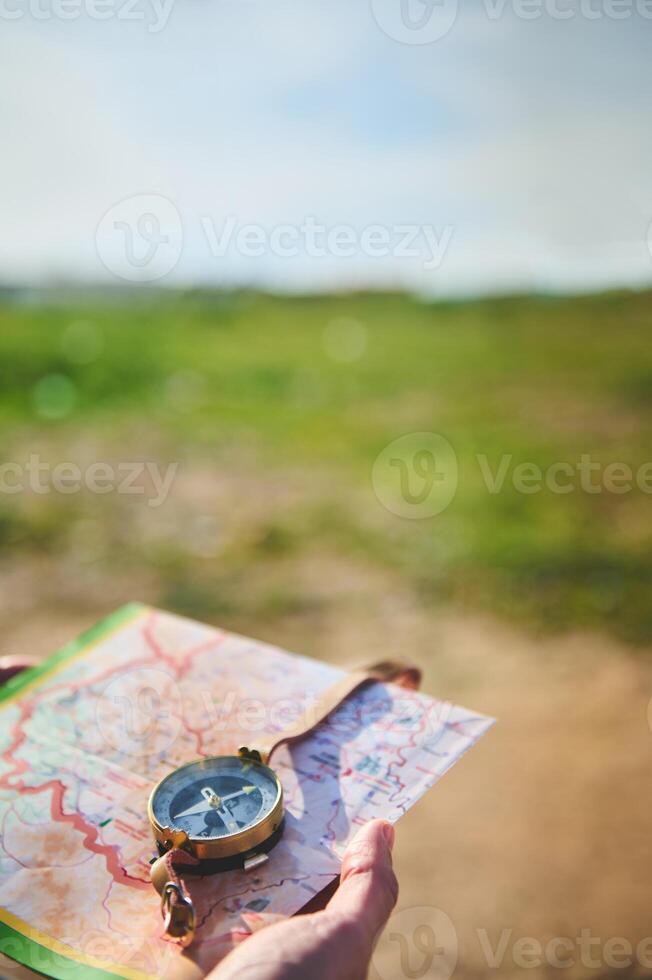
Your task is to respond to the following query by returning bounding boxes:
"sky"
[1,0,651,296]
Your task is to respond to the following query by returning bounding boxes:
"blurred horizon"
[2,281,652,303]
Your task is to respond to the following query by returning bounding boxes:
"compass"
[148,755,284,868]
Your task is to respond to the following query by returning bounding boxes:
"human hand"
[207,819,398,980]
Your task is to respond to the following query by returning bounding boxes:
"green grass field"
[1,288,651,644]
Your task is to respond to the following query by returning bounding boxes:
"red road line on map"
[0,612,231,893]
[24,780,149,888]
[385,708,427,807]
[143,614,228,754]
[0,681,148,891]
[142,614,224,679]
[0,643,161,789]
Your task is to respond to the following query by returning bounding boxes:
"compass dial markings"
[151,757,280,842]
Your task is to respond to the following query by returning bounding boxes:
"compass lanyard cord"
[246,659,422,766]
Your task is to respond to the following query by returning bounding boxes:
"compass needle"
[172,799,213,821]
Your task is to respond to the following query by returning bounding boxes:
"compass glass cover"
[151,757,280,840]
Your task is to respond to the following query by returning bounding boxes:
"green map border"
[0,602,156,980]
[0,917,135,980]
[0,603,145,708]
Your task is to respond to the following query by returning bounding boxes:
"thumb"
[327,819,398,947]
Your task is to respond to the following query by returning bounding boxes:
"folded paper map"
[0,604,493,980]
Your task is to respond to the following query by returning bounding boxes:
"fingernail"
[382,822,395,848]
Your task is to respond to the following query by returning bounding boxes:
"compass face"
[150,756,282,841]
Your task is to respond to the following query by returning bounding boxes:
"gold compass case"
[147,755,285,867]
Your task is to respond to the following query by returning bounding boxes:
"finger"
[326,819,398,945]
[0,658,36,686]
